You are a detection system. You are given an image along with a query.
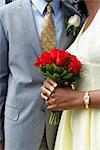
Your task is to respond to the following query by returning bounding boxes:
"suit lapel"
[58,2,75,50]
[18,0,42,57]
[57,3,68,49]
[59,2,86,50]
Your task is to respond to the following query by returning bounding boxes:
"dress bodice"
[67,9,100,91]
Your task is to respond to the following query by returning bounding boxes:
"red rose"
[34,52,52,67]
[55,50,70,67]
[67,55,82,75]
[34,57,42,67]
[50,48,58,63]
[50,48,71,67]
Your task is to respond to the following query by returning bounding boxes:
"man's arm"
[0,16,8,144]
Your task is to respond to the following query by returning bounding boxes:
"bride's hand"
[41,79,57,101]
[41,79,85,110]
[47,86,85,111]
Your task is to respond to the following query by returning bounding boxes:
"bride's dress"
[54,9,100,150]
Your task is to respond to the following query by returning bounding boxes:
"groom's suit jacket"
[0,0,85,149]
[0,0,13,6]
[0,0,5,6]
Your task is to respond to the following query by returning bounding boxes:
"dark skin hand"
[41,79,100,110]
[41,79,85,111]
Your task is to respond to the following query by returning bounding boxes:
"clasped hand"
[41,79,85,111]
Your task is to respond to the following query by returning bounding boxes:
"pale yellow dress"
[54,9,100,150]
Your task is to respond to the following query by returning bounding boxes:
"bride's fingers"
[41,86,51,97]
[47,98,68,110]
[41,92,48,101]
[44,79,57,88]
[47,104,58,111]
[47,101,64,111]
[47,98,65,106]
[47,98,56,105]
[44,81,55,92]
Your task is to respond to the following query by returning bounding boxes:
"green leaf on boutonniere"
[65,14,81,37]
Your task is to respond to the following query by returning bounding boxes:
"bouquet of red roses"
[34,48,82,125]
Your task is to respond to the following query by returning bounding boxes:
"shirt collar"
[31,0,61,15]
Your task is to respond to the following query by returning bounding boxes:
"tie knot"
[47,4,53,14]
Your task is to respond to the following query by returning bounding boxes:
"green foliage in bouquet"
[39,63,80,87]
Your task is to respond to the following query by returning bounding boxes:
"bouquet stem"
[49,111,60,125]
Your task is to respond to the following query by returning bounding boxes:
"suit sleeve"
[0,18,8,140]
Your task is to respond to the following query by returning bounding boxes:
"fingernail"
[45,97,48,100]
[54,83,57,87]
[50,87,54,92]
[48,91,51,95]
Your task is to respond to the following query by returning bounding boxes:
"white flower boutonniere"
[66,14,81,36]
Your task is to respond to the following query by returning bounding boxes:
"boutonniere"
[65,14,81,36]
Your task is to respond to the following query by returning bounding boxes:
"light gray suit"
[0,0,5,6]
[0,0,85,149]
[0,0,14,6]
